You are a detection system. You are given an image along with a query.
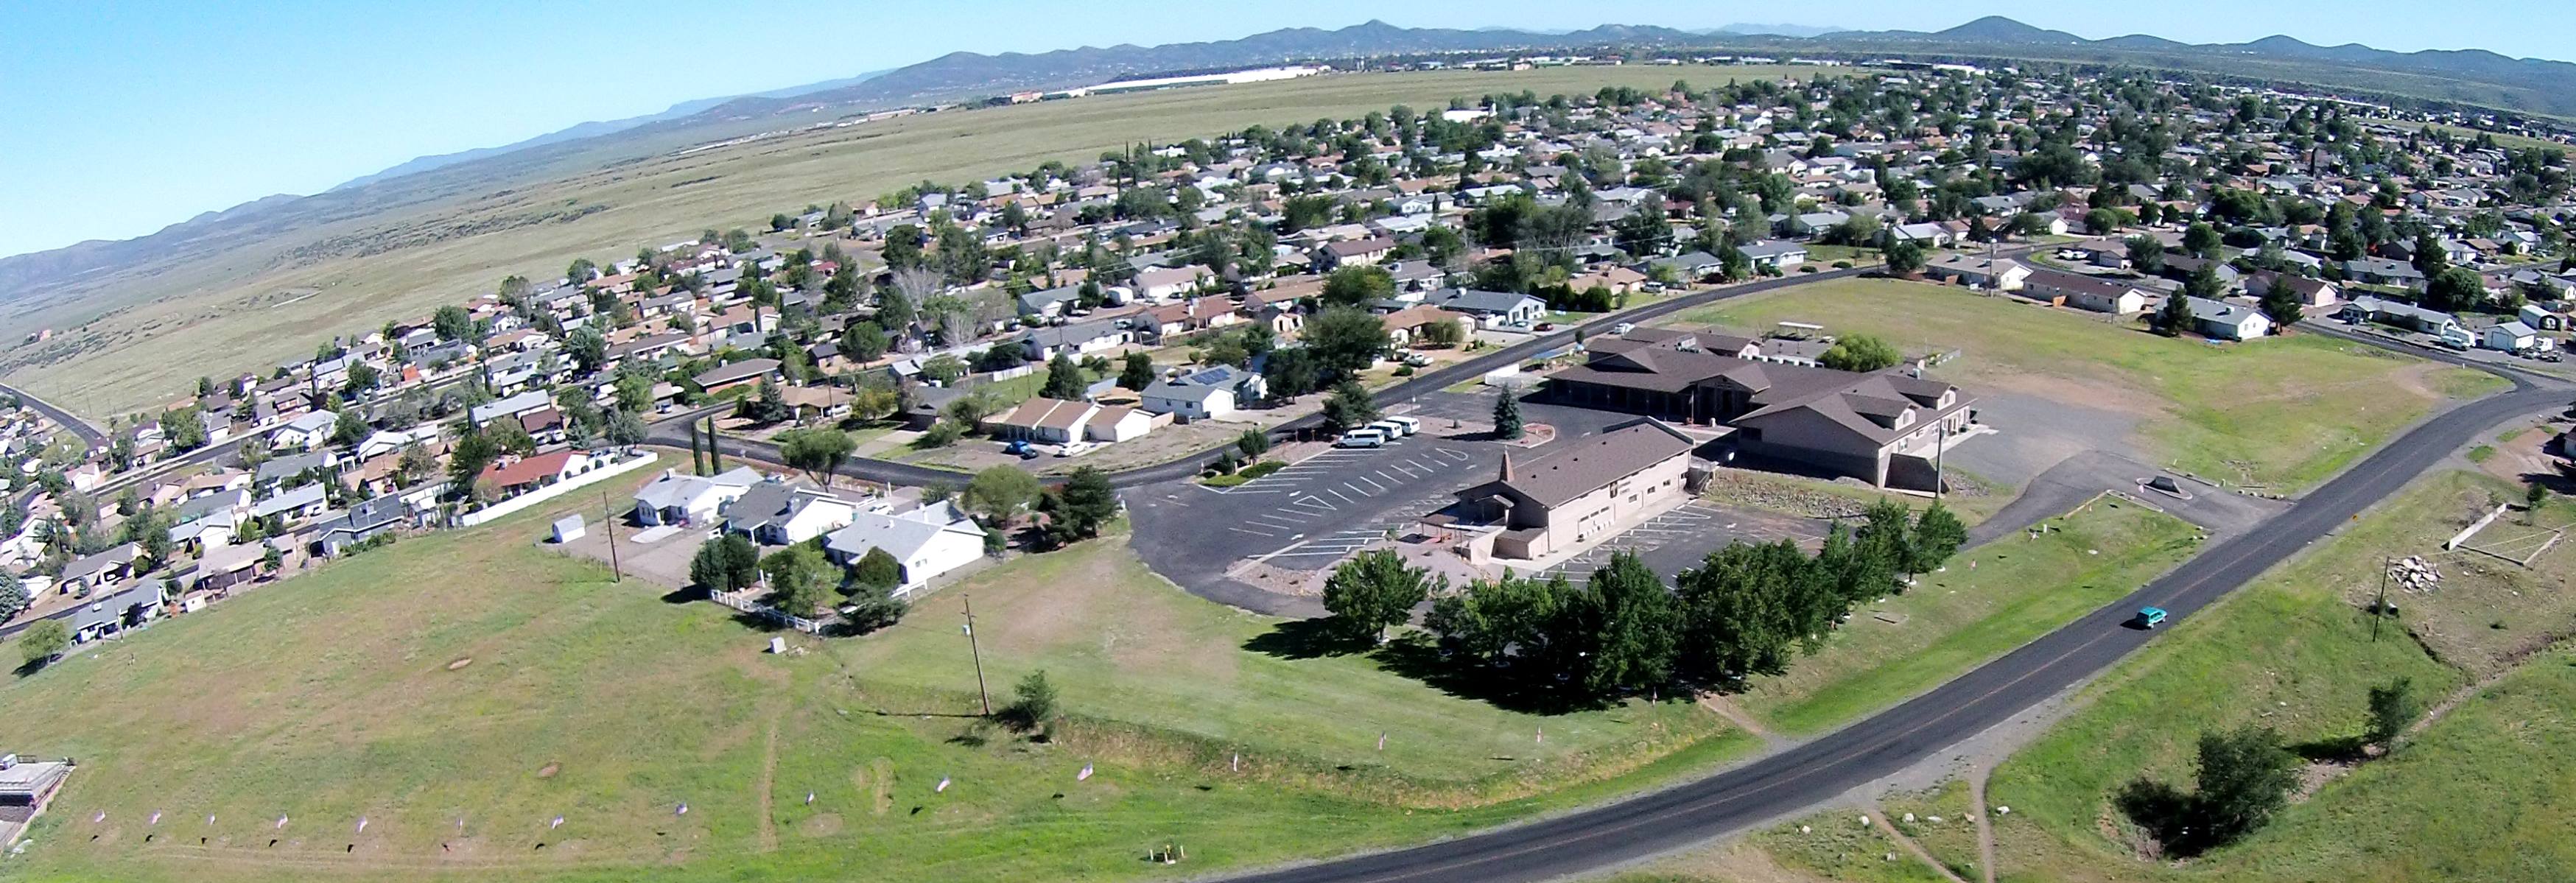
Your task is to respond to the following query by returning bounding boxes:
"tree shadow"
[730,611,789,633]
[1240,617,1366,660]
[660,586,705,605]
[13,658,49,678]
[2112,776,2200,857]
[2292,734,2368,764]
[1366,634,1607,715]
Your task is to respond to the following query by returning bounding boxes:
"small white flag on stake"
[1377,732,1387,751]
[550,815,565,830]
[276,815,290,830]
[207,815,217,826]
[1077,763,1093,781]
[1231,753,1240,773]
[1536,726,1544,744]
[675,803,689,816]
[150,812,162,826]
[94,812,106,823]
[936,775,952,793]
[805,791,815,806]
[356,817,368,834]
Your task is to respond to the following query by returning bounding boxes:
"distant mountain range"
[326,68,896,191]
[9,15,2575,298]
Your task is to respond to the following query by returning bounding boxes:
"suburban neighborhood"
[6,28,2576,883]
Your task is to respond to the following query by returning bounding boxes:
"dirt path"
[1968,768,1998,883]
[754,709,781,853]
[1867,801,1968,883]
[1699,693,1787,749]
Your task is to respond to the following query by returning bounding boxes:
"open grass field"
[0,65,1859,420]
[1674,278,2510,493]
[1735,499,2200,735]
[0,481,1759,882]
[1955,469,2576,882]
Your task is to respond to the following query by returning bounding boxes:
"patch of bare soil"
[445,657,473,671]
[795,813,843,837]
[535,762,559,778]
[1973,372,2164,420]
[1646,840,1843,883]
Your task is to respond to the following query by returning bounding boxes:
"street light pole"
[2370,556,2392,642]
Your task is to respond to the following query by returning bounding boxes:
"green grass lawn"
[0,493,1755,882]
[1677,278,2508,492]
[1735,500,2200,734]
[1969,469,2576,882]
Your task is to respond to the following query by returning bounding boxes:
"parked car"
[1612,322,1635,335]
[1367,420,1410,439]
[1055,441,1096,457]
[1335,429,1386,448]
[1381,415,1421,436]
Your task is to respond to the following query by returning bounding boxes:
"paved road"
[0,381,107,448]
[1210,375,2567,882]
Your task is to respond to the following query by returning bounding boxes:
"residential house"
[476,449,597,499]
[1316,236,1396,269]
[57,543,139,595]
[1923,254,2032,292]
[313,494,410,555]
[631,465,763,527]
[1018,321,1131,361]
[1738,240,1810,272]
[723,479,862,546]
[2246,272,2340,309]
[250,482,331,525]
[822,502,986,597]
[267,411,341,451]
[468,389,555,428]
[1424,289,1548,328]
[693,358,781,395]
[1140,379,1235,421]
[2342,295,2463,337]
[2023,269,2147,314]
[2182,296,2273,340]
[1135,265,1216,300]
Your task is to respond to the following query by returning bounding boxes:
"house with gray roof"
[1423,289,1547,328]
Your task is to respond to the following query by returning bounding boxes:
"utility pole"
[962,594,992,715]
[2370,556,2391,642]
[600,488,622,583]
[1934,420,1949,499]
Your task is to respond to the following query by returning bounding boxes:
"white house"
[354,426,443,462]
[824,502,986,597]
[632,466,762,527]
[723,479,863,546]
[267,411,341,451]
[1926,255,2032,292]
[1135,265,1215,300]
[2183,296,2273,340]
[1738,240,1809,272]
[1141,380,1236,421]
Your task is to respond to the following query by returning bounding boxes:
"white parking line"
[1230,527,1275,537]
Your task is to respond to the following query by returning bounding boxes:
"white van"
[1382,415,1422,436]
[1367,419,1411,439]
[1335,429,1387,448]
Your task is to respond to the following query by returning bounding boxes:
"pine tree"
[1493,390,1524,440]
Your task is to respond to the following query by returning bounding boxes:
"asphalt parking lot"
[1206,435,1495,571]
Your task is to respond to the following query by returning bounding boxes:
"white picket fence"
[708,588,824,634]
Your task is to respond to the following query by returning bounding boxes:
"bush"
[1831,261,1853,270]
[1394,365,1415,376]
[18,619,70,667]
[914,421,964,448]
[1798,265,1818,273]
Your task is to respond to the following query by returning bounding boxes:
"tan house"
[1444,419,1697,561]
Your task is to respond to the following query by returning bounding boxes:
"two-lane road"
[1218,377,2567,883]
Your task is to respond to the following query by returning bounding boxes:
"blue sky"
[6,0,2572,259]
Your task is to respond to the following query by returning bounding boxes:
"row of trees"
[1322,499,1968,704]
